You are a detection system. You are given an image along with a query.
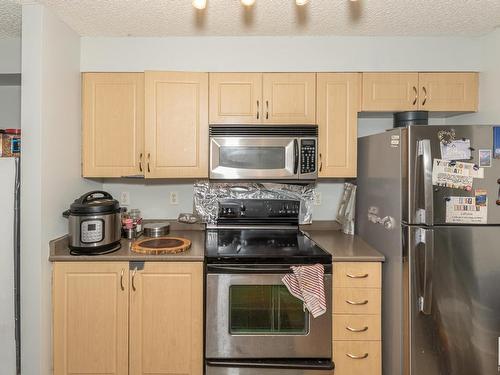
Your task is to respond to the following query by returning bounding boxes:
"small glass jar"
[129,209,143,232]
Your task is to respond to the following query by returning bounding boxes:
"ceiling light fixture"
[241,0,256,7]
[296,0,309,5]
[192,0,207,10]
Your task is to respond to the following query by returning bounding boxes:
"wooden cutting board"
[131,237,191,255]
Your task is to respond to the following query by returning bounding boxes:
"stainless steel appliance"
[63,191,122,253]
[356,125,500,375]
[0,158,20,374]
[205,199,333,375]
[209,125,318,180]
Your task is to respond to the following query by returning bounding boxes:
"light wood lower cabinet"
[53,262,129,375]
[333,262,382,375]
[53,261,203,375]
[130,262,203,375]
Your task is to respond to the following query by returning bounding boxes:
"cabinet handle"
[346,272,369,279]
[346,299,369,305]
[256,100,260,120]
[319,153,323,172]
[132,267,137,291]
[412,86,418,106]
[120,269,125,291]
[346,353,369,360]
[147,153,151,173]
[422,86,427,106]
[346,325,369,332]
[265,100,269,120]
[139,153,143,173]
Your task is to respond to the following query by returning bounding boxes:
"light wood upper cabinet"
[418,72,478,111]
[130,262,203,375]
[361,72,419,112]
[82,73,144,177]
[53,262,129,375]
[362,72,478,112]
[262,73,316,124]
[145,71,209,178]
[209,73,262,124]
[317,73,360,178]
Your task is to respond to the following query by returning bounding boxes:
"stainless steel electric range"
[205,199,333,375]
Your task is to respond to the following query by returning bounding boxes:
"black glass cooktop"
[205,229,331,264]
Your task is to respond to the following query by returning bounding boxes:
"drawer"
[333,341,381,375]
[333,314,381,341]
[333,288,381,315]
[333,262,381,288]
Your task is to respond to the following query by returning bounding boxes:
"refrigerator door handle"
[416,228,434,315]
[415,139,434,225]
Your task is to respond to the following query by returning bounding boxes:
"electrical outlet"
[314,192,322,206]
[120,192,130,206]
[170,192,179,205]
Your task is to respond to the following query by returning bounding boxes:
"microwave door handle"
[294,139,299,175]
[415,139,433,225]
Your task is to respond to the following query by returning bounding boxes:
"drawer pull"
[346,325,369,332]
[346,299,369,305]
[346,272,369,279]
[346,353,369,360]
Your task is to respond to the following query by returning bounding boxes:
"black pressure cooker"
[63,191,122,253]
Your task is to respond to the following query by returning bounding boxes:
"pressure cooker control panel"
[81,219,104,243]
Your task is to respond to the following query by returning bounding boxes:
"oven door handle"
[294,139,299,175]
[206,359,334,370]
[207,264,332,274]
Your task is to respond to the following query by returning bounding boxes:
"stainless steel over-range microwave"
[209,125,318,180]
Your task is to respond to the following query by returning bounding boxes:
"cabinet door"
[53,262,129,375]
[317,73,360,178]
[145,71,208,178]
[82,73,144,177]
[361,73,419,111]
[418,72,478,111]
[262,73,316,124]
[209,73,262,124]
[130,262,203,375]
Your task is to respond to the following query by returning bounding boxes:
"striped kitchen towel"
[282,264,326,318]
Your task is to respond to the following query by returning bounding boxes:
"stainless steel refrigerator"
[356,125,500,375]
[0,157,21,374]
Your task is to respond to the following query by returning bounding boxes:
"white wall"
[0,86,21,128]
[88,35,478,220]
[21,5,101,375]
[0,38,22,129]
[0,37,21,73]
[448,28,500,125]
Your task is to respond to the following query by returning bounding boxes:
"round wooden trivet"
[131,237,191,255]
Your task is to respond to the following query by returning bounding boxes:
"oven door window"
[229,285,309,335]
[219,147,285,170]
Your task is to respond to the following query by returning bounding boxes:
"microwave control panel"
[300,139,316,174]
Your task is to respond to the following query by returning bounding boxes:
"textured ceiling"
[0,0,21,37]
[4,0,500,37]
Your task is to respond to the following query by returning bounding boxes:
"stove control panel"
[218,199,300,219]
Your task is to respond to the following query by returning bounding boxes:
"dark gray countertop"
[50,221,384,263]
[49,223,205,262]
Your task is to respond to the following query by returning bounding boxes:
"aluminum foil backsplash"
[193,181,316,224]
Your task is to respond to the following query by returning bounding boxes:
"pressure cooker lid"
[69,191,120,215]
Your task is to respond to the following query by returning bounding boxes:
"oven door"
[205,264,332,359]
[210,137,298,180]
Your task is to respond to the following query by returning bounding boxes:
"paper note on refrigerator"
[446,196,487,224]
[432,159,474,191]
[440,139,471,161]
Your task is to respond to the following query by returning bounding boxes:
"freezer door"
[407,125,500,225]
[408,225,500,375]
[356,128,406,375]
